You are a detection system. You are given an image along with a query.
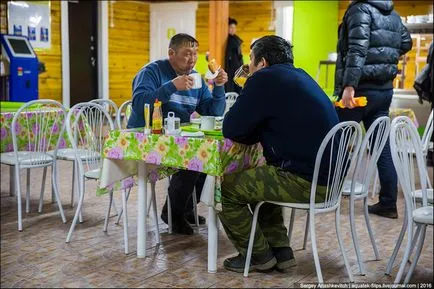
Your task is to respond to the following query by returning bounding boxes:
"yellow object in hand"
[334,97,368,108]
[234,76,247,88]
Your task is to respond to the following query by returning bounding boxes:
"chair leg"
[309,212,323,283]
[403,225,426,285]
[66,176,86,243]
[103,191,114,232]
[394,213,414,284]
[151,182,161,245]
[192,187,199,227]
[71,160,76,208]
[386,206,408,275]
[287,208,296,245]
[243,201,264,277]
[38,167,48,213]
[79,176,85,223]
[146,183,153,217]
[9,165,15,197]
[26,169,30,213]
[407,224,422,265]
[15,166,23,231]
[302,212,309,250]
[121,188,129,255]
[167,193,173,234]
[116,188,131,225]
[111,196,119,216]
[350,197,366,275]
[371,170,379,199]
[336,209,354,282]
[52,163,66,223]
[363,197,380,260]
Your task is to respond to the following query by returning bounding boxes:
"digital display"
[8,38,32,55]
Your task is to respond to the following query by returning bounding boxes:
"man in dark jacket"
[334,0,412,218]
[224,17,244,94]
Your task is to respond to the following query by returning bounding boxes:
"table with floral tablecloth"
[0,110,70,153]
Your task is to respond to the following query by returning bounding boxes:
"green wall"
[292,1,339,96]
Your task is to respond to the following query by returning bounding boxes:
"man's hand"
[172,75,194,91]
[214,69,228,86]
[342,86,356,108]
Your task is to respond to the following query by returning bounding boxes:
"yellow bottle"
[152,99,163,134]
[334,96,368,108]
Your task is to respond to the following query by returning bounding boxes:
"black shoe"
[368,202,398,219]
[184,211,206,225]
[161,212,194,235]
[272,247,297,272]
[223,249,277,273]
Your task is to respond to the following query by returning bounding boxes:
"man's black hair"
[169,33,199,50]
[228,17,238,26]
[250,35,294,66]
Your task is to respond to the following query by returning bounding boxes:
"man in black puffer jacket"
[334,0,412,219]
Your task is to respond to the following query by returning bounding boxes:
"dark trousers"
[337,89,398,208]
[163,170,206,217]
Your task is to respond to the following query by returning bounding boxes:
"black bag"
[414,42,433,104]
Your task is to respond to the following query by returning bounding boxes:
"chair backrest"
[10,99,67,166]
[352,116,391,196]
[390,116,429,210]
[310,121,362,212]
[90,99,118,127]
[224,92,239,115]
[421,109,433,156]
[116,100,132,129]
[66,102,114,178]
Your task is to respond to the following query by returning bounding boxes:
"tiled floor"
[1,162,433,288]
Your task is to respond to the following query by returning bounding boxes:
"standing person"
[220,35,340,273]
[225,17,244,94]
[334,0,412,218]
[127,33,228,234]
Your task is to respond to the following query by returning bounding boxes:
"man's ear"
[262,57,269,67]
[168,48,175,57]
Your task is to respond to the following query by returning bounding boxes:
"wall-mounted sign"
[8,1,51,50]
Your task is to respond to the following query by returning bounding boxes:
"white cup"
[201,116,215,131]
[189,73,202,89]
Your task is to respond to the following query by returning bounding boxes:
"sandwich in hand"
[208,59,219,74]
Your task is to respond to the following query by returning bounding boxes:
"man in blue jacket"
[220,36,340,273]
[128,33,228,234]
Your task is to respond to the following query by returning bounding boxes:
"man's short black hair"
[250,35,294,66]
[169,33,199,50]
[228,17,238,26]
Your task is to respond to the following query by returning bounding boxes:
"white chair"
[116,100,132,129]
[243,121,363,282]
[341,116,390,275]
[224,92,239,115]
[64,102,125,248]
[90,99,119,128]
[387,116,433,284]
[0,100,67,231]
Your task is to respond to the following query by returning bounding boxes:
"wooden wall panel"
[36,1,62,102]
[108,1,150,107]
[196,2,209,54]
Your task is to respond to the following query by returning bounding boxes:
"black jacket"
[334,0,413,96]
[224,34,243,94]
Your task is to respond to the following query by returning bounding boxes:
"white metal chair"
[341,116,390,275]
[0,100,67,231]
[387,116,433,284]
[90,99,119,128]
[116,100,132,129]
[64,102,124,247]
[224,92,239,115]
[243,121,362,282]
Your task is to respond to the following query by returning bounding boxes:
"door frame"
[61,1,108,108]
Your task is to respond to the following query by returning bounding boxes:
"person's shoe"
[272,247,297,272]
[184,211,206,225]
[368,202,398,219]
[161,212,194,235]
[223,249,277,273]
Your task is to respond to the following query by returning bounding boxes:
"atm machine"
[0,34,39,102]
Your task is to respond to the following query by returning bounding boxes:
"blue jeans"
[337,89,398,208]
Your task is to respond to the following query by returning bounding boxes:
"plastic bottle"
[334,96,368,108]
[152,99,163,134]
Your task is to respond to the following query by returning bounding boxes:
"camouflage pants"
[218,165,326,257]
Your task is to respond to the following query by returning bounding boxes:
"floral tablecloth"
[0,110,70,153]
[97,128,265,206]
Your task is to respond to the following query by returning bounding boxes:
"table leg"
[208,205,218,273]
[137,162,148,258]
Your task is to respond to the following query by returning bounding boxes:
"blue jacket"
[127,59,226,128]
[223,63,339,184]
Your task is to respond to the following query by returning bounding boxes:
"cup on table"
[233,64,250,88]
[189,73,202,89]
[201,116,215,131]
